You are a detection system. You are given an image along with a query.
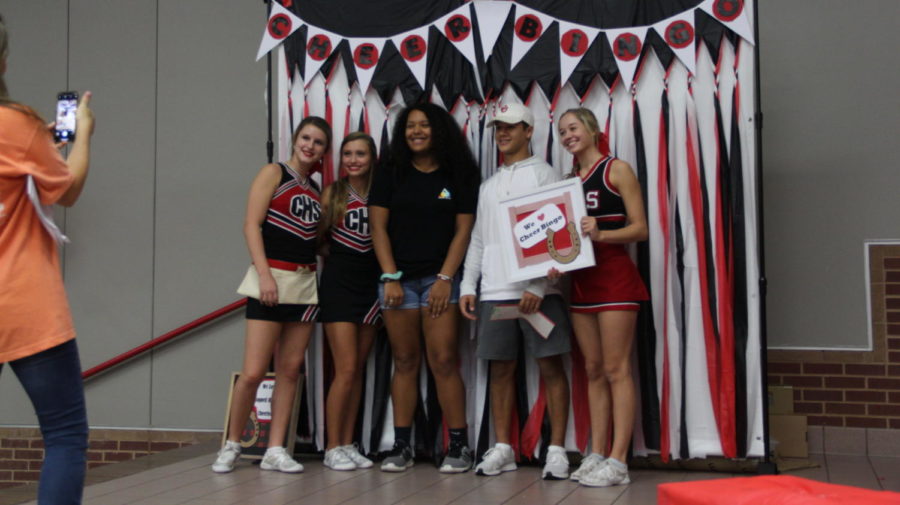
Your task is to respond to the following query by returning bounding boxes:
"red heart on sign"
[537,213,545,220]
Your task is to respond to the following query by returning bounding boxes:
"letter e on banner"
[665,20,694,49]
[401,34,426,62]
[307,34,332,61]
[613,33,641,61]
[713,0,743,22]
[268,14,292,40]
[515,14,543,42]
[561,29,589,57]
[354,43,378,69]
[445,14,472,42]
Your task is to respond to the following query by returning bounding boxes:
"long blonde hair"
[317,132,377,246]
[560,107,610,177]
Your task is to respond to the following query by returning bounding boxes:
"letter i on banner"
[390,26,430,91]
[604,26,649,91]
[652,13,697,75]
[557,21,600,87]
[256,1,303,61]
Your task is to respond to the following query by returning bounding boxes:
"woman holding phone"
[0,15,95,505]
[212,116,331,474]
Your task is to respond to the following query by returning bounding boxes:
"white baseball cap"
[487,103,534,127]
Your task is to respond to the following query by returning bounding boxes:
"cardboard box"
[769,414,808,458]
[768,386,794,415]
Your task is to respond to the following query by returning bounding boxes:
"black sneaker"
[380,443,414,472]
[439,445,473,473]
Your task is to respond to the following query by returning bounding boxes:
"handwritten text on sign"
[514,203,566,249]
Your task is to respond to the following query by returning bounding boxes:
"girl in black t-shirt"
[369,103,480,473]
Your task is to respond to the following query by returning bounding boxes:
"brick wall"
[768,244,900,429]
[0,428,219,489]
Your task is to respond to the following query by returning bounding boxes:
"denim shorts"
[378,274,461,310]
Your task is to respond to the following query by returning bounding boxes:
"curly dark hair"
[385,102,480,191]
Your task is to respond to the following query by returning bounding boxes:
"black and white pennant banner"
[256,1,303,61]
[510,4,556,70]
[348,38,387,93]
[605,26,648,90]
[390,26,430,90]
[304,24,341,83]
[557,21,601,88]
[652,13,697,75]
[432,4,478,72]
[473,0,513,62]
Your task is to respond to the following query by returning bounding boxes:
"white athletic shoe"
[580,459,630,487]
[324,447,356,471]
[541,445,570,480]
[570,453,605,482]
[341,444,373,469]
[260,447,304,473]
[211,440,241,473]
[474,444,517,476]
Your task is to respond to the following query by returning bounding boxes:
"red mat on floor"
[658,475,900,505]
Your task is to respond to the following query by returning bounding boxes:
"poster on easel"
[221,372,303,459]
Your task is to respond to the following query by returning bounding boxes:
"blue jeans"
[2,339,88,505]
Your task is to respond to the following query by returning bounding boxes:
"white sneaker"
[211,440,241,473]
[541,445,570,480]
[580,459,630,487]
[475,444,516,476]
[260,447,304,473]
[341,444,373,469]
[324,447,356,471]
[570,453,605,482]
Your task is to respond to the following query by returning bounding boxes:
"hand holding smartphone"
[54,91,79,143]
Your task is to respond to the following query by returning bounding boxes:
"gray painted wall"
[1,0,897,429]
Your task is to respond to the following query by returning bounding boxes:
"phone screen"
[54,91,79,143]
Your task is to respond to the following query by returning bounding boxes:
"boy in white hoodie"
[459,103,571,479]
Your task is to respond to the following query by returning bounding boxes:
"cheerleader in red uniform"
[557,108,648,488]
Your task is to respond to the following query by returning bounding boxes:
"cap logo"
[500,105,509,113]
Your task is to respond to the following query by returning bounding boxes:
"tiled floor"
[2,448,898,505]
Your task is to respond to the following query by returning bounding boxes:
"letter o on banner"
[401,35,427,62]
[613,32,641,61]
[561,29,589,57]
[515,14,543,42]
[665,20,694,49]
[307,34,333,61]
[713,0,743,22]
[268,14,292,39]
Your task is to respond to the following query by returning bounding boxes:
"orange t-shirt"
[0,106,76,363]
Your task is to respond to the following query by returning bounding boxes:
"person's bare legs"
[341,323,376,445]
[488,360,516,443]
[597,311,637,462]
[325,322,359,450]
[225,320,282,442]
[383,309,422,427]
[536,354,569,447]
[267,321,313,448]
[571,312,610,455]
[422,307,466,429]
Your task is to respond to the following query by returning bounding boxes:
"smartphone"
[54,91,79,143]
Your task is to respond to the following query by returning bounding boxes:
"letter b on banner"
[515,14,543,42]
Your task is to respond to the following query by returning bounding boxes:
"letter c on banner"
[268,14,292,39]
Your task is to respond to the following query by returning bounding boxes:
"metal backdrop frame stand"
[258,0,773,471]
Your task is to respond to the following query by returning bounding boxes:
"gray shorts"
[475,295,572,360]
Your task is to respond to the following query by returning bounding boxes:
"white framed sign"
[498,177,595,283]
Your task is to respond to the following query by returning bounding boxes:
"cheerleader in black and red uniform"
[317,132,381,471]
[212,116,331,474]
[556,108,648,488]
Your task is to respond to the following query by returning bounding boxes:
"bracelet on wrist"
[380,271,403,283]
[436,273,452,282]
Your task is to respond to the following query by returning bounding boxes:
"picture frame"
[497,177,596,283]
[221,372,303,459]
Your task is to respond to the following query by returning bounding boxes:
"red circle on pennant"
[561,29,589,57]
[444,14,471,42]
[613,33,641,61]
[713,0,743,22]
[665,20,694,49]
[400,35,427,62]
[353,43,379,70]
[307,34,332,61]
[515,14,543,42]
[267,14,292,40]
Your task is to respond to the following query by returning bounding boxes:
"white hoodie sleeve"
[460,184,487,297]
